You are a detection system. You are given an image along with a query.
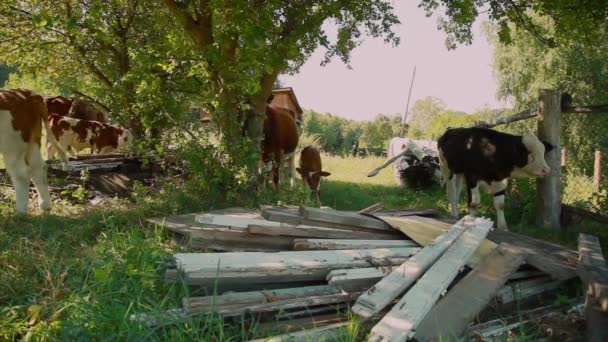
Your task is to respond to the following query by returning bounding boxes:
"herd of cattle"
[1,88,554,231]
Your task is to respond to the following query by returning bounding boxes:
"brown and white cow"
[261,103,299,189]
[297,145,330,201]
[43,96,106,123]
[0,89,66,214]
[47,114,132,159]
[437,127,553,230]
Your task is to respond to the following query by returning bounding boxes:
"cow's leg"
[468,179,481,217]
[5,150,31,214]
[47,144,56,160]
[446,173,463,218]
[288,155,296,189]
[28,143,52,212]
[491,179,509,230]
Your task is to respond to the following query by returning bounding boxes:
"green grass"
[0,153,602,340]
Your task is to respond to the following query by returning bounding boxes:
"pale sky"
[279,1,510,121]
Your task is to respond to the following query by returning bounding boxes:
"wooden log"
[171,248,420,286]
[496,276,562,304]
[183,285,343,311]
[367,217,493,342]
[536,89,562,230]
[293,239,417,251]
[577,234,608,312]
[562,204,608,224]
[562,104,608,113]
[595,150,602,191]
[353,216,487,319]
[249,322,350,342]
[248,224,402,240]
[473,108,538,129]
[414,243,527,341]
[299,206,391,231]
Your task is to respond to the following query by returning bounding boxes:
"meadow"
[0,153,604,341]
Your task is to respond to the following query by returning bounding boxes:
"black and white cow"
[437,127,553,230]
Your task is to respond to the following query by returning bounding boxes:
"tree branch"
[161,0,213,50]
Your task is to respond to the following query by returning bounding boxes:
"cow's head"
[512,134,553,177]
[117,129,133,150]
[296,168,331,200]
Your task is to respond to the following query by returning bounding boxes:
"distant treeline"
[301,98,504,156]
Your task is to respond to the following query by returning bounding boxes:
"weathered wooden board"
[488,229,577,280]
[147,214,293,250]
[467,300,584,340]
[132,292,358,328]
[262,207,400,234]
[367,218,493,342]
[577,234,608,342]
[381,214,578,279]
[248,224,402,240]
[358,202,384,214]
[253,313,349,337]
[414,243,527,341]
[577,233,608,311]
[293,239,417,250]
[171,248,420,286]
[327,266,397,292]
[497,276,563,304]
[300,206,392,231]
[353,216,487,319]
[378,215,497,269]
[249,322,350,342]
[183,285,343,311]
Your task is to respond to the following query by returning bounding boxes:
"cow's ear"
[296,168,303,175]
[320,171,331,177]
[542,141,554,153]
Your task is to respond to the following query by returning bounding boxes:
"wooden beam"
[367,217,493,342]
[562,104,608,113]
[467,301,584,340]
[488,229,577,280]
[171,248,420,286]
[248,224,402,240]
[353,216,488,319]
[562,204,608,224]
[473,108,538,129]
[496,276,562,304]
[183,285,343,311]
[358,202,384,214]
[299,207,392,231]
[414,243,527,341]
[262,208,401,234]
[536,89,562,230]
[578,234,608,312]
[293,239,417,250]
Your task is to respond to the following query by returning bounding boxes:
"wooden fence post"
[595,150,602,191]
[537,89,562,230]
[561,148,567,167]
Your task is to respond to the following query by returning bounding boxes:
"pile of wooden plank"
[140,205,584,341]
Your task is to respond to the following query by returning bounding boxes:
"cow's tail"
[38,99,68,161]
